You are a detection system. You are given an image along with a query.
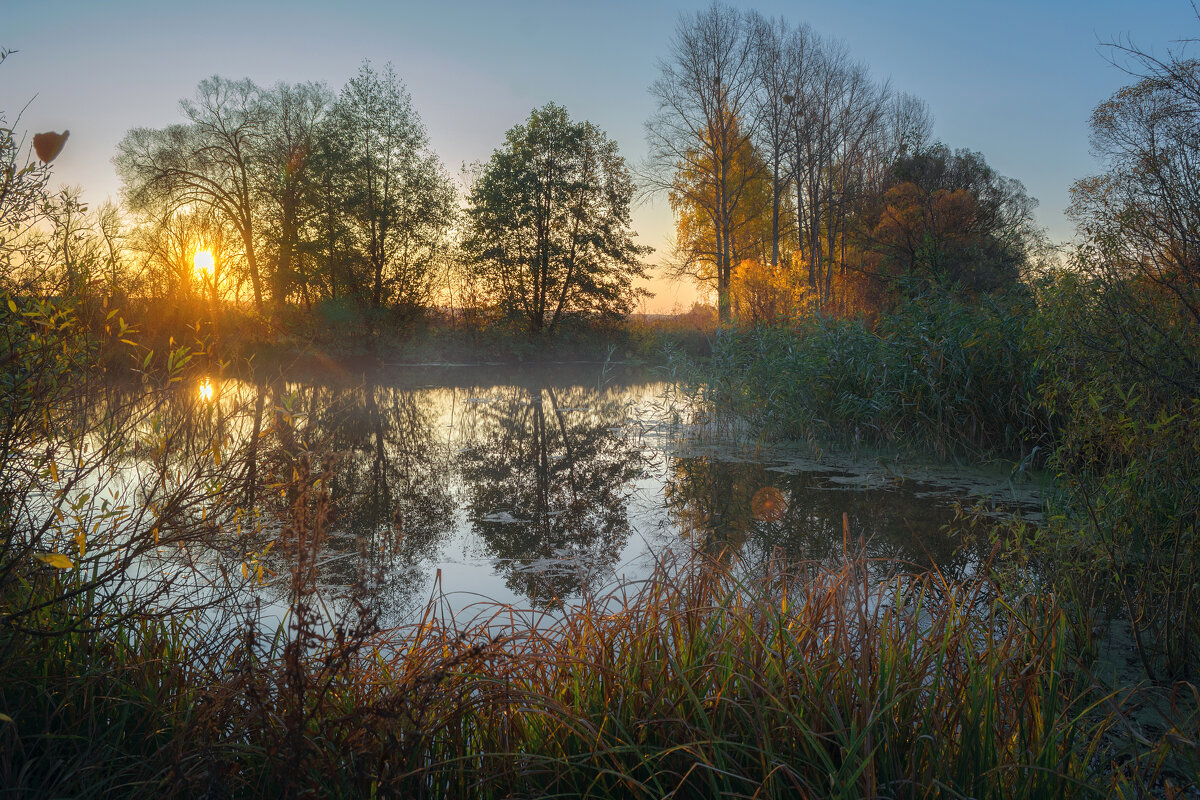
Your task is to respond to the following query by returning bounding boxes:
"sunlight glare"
[198,378,214,402]
[193,249,215,276]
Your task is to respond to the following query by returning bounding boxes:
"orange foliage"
[731,259,811,324]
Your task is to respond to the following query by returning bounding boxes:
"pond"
[157,362,1041,626]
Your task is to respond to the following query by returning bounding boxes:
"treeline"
[2,63,648,338]
[691,7,1200,687]
[646,6,1046,322]
[3,12,1054,338]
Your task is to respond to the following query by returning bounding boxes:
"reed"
[2,539,1111,798]
[685,292,1046,460]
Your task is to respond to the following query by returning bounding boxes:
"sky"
[2,0,1195,313]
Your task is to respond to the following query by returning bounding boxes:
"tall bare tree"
[646,3,760,323]
[748,12,803,271]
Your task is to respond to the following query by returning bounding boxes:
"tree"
[464,103,649,334]
[865,145,1040,298]
[748,13,804,271]
[318,62,455,311]
[784,38,890,310]
[257,81,332,305]
[669,113,778,308]
[116,77,271,310]
[1069,49,1200,392]
[646,3,759,323]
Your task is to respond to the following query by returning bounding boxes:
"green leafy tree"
[465,103,649,333]
[317,62,455,311]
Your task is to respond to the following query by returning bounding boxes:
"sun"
[193,249,215,276]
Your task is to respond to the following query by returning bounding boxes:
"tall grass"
[691,293,1047,460]
[675,279,1200,793]
[2,538,1107,798]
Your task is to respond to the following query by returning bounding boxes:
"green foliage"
[690,272,1200,686]
[1015,271,1200,681]
[464,103,650,334]
[695,291,1046,459]
[315,62,456,310]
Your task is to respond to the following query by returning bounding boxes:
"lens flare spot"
[198,379,214,402]
[751,486,787,522]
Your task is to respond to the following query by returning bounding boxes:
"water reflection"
[114,366,1034,619]
[664,454,990,579]
[458,386,645,604]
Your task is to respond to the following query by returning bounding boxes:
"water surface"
[164,363,1041,623]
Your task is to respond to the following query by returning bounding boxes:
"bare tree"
[646,3,760,323]
[1070,35,1200,391]
[748,12,803,271]
[825,59,889,311]
[782,33,889,310]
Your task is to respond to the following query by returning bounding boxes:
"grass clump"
[692,292,1045,460]
[2,535,1106,798]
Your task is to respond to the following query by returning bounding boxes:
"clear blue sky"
[3,0,1193,311]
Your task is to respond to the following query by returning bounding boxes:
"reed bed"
[3,541,1112,798]
[689,293,1047,461]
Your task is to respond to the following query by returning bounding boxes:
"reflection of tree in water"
[327,385,455,608]
[247,381,455,620]
[664,455,987,579]
[458,387,645,605]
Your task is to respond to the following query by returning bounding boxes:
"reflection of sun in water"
[193,249,215,276]
[198,378,214,402]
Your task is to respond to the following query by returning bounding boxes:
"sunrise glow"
[193,249,215,276]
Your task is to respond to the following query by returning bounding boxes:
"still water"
[179,363,1040,624]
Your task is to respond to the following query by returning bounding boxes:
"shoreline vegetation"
[3,293,1197,797]
[4,4,1200,798]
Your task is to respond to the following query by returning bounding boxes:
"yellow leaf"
[75,530,86,558]
[49,461,58,482]
[0,712,12,724]
[6,298,15,313]
[152,526,159,544]
[241,562,249,580]
[34,553,74,569]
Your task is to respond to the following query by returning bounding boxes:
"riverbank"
[97,299,715,375]
[3,285,1197,797]
[674,282,1200,796]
